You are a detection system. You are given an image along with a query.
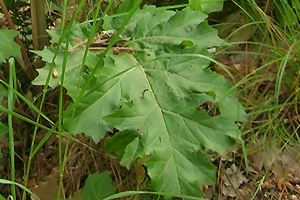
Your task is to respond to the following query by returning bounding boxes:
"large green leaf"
[104,8,244,198]
[0,29,22,64]
[33,5,246,199]
[104,47,244,197]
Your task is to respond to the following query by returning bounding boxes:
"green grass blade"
[0,105,56,134]
[0,179,40,200]
[274,41,298,111]
[8,58,16,199]
[0,80,54,125]
[22,1,87,198]
[102,191,206,200]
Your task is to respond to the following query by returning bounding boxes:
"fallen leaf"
[31,167,60,200]
[222,164,248,198]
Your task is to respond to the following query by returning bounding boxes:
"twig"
[89,46,138,53]
[0,0,37,81]
[69,40,138,53]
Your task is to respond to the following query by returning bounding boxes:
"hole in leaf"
[82,65,90,75]
[141,89,149,98]
[107,128,119,136]
[197,101,220,116]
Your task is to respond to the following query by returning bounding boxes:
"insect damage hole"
[197,101,220,117]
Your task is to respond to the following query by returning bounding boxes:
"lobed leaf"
[105,48,244,197]
[33,5,246,198]
[0,29,22,64]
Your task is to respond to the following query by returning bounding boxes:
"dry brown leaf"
[134,158,146,187]
[31,167,60,200]
[248,150,265,172]
[264,142,281,169]
[262,180,275,190]
[281,146,300,177]
[222,164,248,198]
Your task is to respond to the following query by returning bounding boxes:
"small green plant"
[32,0,246,198]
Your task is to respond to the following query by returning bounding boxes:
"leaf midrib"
[137,59,184,193]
